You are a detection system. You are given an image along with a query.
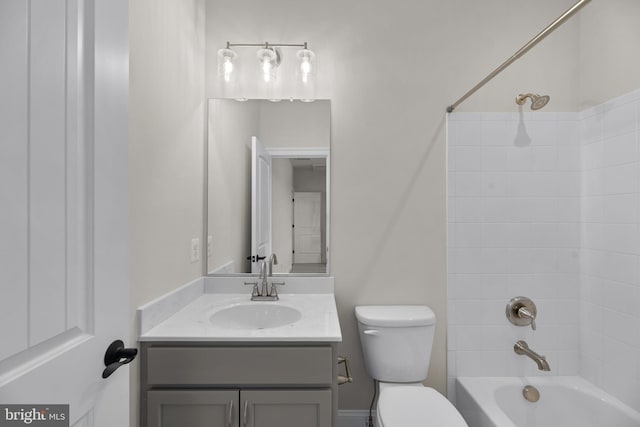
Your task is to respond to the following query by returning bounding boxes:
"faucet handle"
[269,281,285,298]
[506,296,538,331]
[244,281,259,297]
[518,307,537,330]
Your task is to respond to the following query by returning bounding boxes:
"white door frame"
[267,147,330,274]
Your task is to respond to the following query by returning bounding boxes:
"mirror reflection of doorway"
[271,155,328,274]
[270,153,328,274]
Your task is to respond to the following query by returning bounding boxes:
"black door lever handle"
[102,339,137,379]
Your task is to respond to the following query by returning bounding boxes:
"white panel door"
[0,0,130,426]
[293,192,322,264]
[251,137,272,273]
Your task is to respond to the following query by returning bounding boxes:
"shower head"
[516,93,550,110]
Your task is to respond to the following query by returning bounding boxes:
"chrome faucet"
[244,257,285,301]
[514,340,550,371]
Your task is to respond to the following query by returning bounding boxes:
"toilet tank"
[355,305,436,383]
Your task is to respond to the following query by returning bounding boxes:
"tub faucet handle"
[506,296,538,331]
[518,307,536,330]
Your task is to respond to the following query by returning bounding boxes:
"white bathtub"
[456,376,640,427]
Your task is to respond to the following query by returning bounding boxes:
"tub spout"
[514,340,550,371]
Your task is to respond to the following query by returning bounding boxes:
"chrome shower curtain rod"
[446,0,591,113]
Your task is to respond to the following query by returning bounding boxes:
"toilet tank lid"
[355,305,436,327]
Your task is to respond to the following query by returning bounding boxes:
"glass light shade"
[257,48,278,83]
[296,48,316,101]
[217,48,237,83]
[296,48,315,84]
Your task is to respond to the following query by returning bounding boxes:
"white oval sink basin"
[209,304,302,330]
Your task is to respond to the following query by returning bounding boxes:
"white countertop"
[137,277,342,343]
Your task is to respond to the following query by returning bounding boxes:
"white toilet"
[355,305,468,427]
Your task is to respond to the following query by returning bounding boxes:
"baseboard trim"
[337,410,376,427]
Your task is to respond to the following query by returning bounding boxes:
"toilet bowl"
[355,305,468,427]
[377,383,467,427]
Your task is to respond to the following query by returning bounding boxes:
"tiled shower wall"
[580,90,640,409]
[446,112,582,401]
[447,89,640,411]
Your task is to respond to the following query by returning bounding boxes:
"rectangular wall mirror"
[206,99,330,275]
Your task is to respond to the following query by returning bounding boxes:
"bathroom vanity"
[138,277,342,427]
[141,343,336,427]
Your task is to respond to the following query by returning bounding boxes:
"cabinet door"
[148,390,239,427]
[241,389,332,427]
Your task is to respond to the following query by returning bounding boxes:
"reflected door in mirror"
[251,136,272,273]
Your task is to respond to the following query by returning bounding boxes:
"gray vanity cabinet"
[147,389,331,427]
[147,390,238,427]
[140,343,337,427]
[242,389,332,427]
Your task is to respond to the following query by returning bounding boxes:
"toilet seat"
[378,386,468,427]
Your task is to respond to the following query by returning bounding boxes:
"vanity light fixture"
[217,41,316,97]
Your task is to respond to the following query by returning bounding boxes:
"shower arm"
[446,0,591,113]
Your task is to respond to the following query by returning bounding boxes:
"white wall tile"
[447,94,640,409]
[603,132,637,167]
[527,121,558,144]
[603,102,637,140]
[454,146,483,171]
[556,121,580,146]
[481,121,508,146]
[507,146,534,171]
[532,146,558,171]
[481,147,509,171]
[481,173,509,197]
[449,299,505,325]
[455,325,513,351]
[448,274,509,300]
[556,350,580,375]
[456,121,483,145]
[452,198,484,222]
[603,163,639,195]
[580,112,603,145]
[447,112,581,379]
[601,224,640,255]
[452,173,483,197]
[557,146,581,171]
[602,308,640,347]
[583,140,605,170]
[602,194,638,223]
